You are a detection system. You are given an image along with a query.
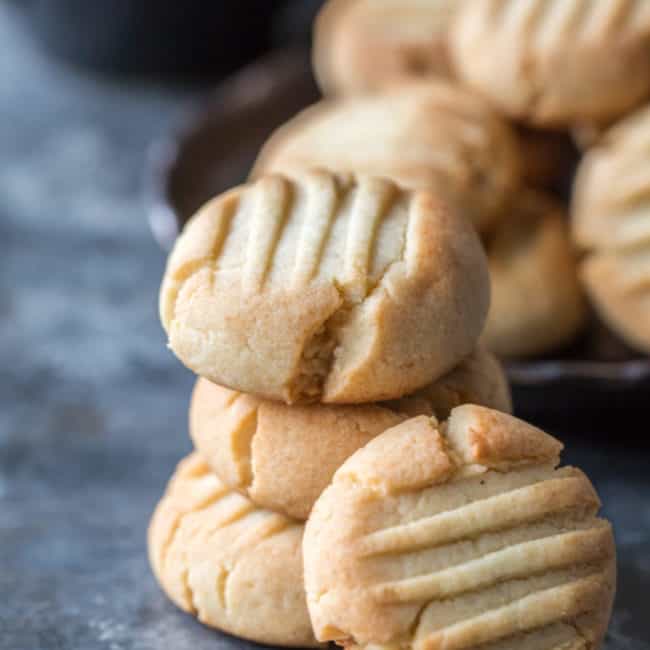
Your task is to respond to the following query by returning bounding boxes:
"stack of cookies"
[149,170,505,644]
[149,169,616,649]
[147,2,629,647]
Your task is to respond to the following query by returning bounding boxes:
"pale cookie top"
[313,0,458,95]
[160,171,490,404]
[253,83,521,234]
[190,346,512,520]
[572,106,650,352]
[483,191,585,359]
[451,0,650,128]
[148,454,318,648]
[303,406,616,650]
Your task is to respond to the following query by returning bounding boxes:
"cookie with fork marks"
[160,170,489,404]
[573,104,650,354]
[451,0,650,127]
[303,406,616,650]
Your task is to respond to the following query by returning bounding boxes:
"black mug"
[9,0,287,78]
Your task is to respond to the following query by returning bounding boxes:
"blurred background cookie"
[253,82,521,234]
[190,347,511,520]
[451,0,650,128]
[304,407,616,650]
[313,0,459,95]
[160,170,490,404]
[573,105,650,353]
[580,252,650,355]
[483,191,586,358]
[148,454,318,647]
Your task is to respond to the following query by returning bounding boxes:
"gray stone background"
[0,5,648,650]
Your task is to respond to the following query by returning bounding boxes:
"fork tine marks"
[243,175,292,293]
[291,171,340,289]
[501,0,545,38]
[416,574,608,650]
[359,476,599,557]
[373,524,612,604]
[342,177,397,302]
[534,0,585,49]
[582,0,632,39]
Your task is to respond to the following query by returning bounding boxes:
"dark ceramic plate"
[147,50,650,421]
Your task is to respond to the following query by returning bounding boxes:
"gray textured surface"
[0,6,648,650]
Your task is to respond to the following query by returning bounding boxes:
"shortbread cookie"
[573,105,650,353]
[313,0,458,95]
[451,0,650,127]
[252,83,521,234]
[160,170,490,404]
[190,347,511,520]
[483,192,585,358]
[148,454,318,647]
[304,407,616,650]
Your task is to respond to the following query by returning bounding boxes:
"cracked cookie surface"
[451,0,650,128]
[148,453,318,647]
[303,406,616,650]
[252,84,521,234]
[190,346,512,520]
[160,170,489,404]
